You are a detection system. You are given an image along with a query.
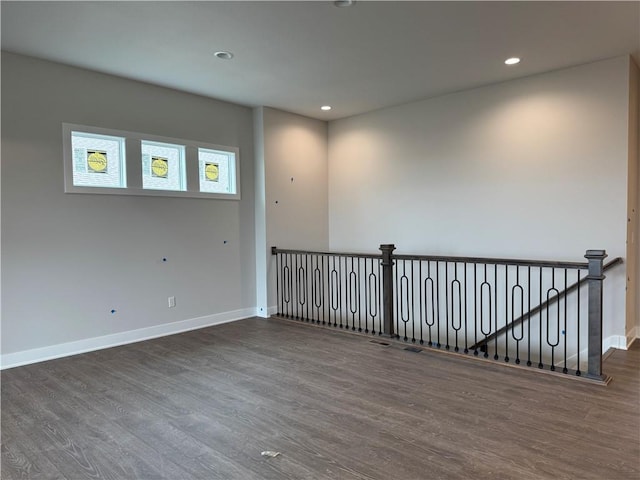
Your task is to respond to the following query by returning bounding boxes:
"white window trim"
[62,123,241,200]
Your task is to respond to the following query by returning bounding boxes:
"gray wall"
[328,56,633,344]
[1,53,256,358]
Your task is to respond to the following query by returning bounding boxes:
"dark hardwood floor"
[2,317,639,479]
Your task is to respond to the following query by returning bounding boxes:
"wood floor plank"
[2,317,639,479]
[0,441,65,480]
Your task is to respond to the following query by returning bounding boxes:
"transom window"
[63,124,240,199]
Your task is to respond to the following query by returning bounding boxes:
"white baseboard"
[604,334,628,352]
[559,334,629,370]
[255,305,278,318]
[1,307,257,370]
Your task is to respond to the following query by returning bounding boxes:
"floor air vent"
[404,346,422,353]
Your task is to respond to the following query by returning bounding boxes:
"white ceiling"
[2,1,639,120]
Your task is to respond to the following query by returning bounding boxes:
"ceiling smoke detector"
[334,0,355,7]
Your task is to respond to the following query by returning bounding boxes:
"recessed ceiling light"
[214,51,234,60]
[505,57,521,65]
[321,105,332,111]
[334,0,355,7]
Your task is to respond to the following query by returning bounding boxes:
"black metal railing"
[274,249,384,334]
[271,245,621,383]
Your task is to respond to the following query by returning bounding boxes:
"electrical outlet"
[168,296,176,308]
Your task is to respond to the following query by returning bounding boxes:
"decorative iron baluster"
[504,264,509,362]
[330,255,338,327]
[304,254,313,323]
[425,262,435,346]
[546,268,560,371]
[399,260,410,341]
[411,260,416,343]
[419,261,424,345]
[293,253,299,319]
[357,258,362,332]
[324,255,328,325]
[367,259,372,334]
[527,266,532,367]
[511,267,524,365]
[283,254,291,317]
[394,259,400,339]
[480,264,492,358]
[436,261,441,348]
[451,262,462,352]
[313,255,322,324]
[538,267,543,369]
[444,261,450,350]
[373,257,379,334]
[473,263,478,356]
[349,257,357,331]
[576,270,581,376]
[275,251,281,316]
[494,263,498,361]
[563,268,568,373]
[299,255,308,321]
[339,256,344,329]
[463,262,469,354]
